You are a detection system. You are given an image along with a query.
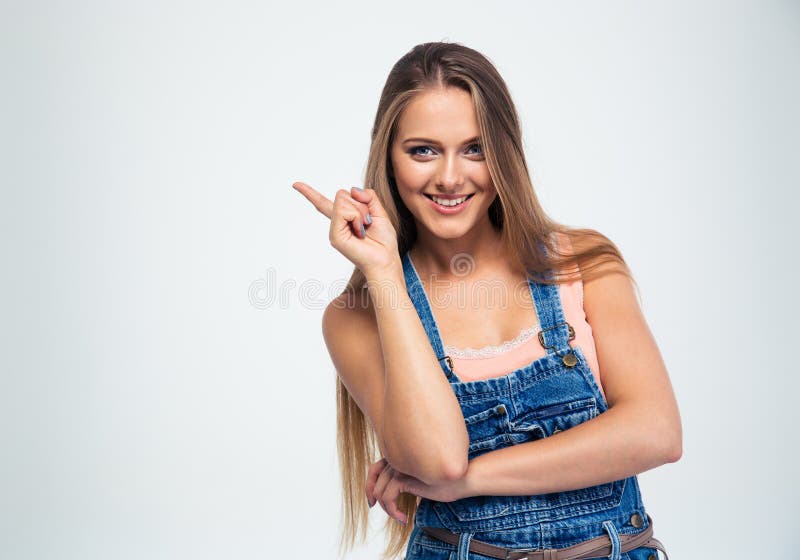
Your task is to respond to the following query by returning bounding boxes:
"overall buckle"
[536,321,575,350]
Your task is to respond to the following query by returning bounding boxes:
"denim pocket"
[510,396,598,437]
[462,403,512,459]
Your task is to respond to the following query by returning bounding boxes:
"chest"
[423,276,541,350]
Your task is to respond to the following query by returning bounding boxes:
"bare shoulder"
[323,288,376,323]
[322,290,380,370]
[563,230,636,325]
[321,290,386,441]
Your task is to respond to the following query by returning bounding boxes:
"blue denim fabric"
[400,249,662,560]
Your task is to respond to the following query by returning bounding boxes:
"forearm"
[461,402,681,497]
[366,262,469,484]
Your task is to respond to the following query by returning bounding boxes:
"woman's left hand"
[365,458,469,525]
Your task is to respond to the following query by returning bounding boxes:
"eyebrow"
[401,136,481,145]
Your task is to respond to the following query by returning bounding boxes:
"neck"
[410,219,507,280]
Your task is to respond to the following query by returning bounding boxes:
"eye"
[467,143,484,156]
[409,146,435,157]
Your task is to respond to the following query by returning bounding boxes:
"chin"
[419,220,475,239]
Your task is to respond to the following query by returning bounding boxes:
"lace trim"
[443,323,541,359]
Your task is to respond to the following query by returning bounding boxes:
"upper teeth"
[431,195,469,206]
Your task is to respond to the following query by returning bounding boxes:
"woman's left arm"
[457,264,683,498]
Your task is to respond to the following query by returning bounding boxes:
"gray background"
[1,0,797,558]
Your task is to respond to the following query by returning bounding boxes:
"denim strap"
[457,531,475,560]
[601,520,621,560]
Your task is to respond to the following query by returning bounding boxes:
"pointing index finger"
[292,181,333,219]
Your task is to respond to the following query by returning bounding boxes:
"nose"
[435,152,465,192]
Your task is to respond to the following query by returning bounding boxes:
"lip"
[424,193,475,215]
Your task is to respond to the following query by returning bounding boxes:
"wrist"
[363,258,404,287]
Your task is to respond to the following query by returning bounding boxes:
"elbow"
[641,431,681,467]
[419,456,468,486]
[435,434,469,483]
[382,422,470,485]
[655,418,683,464]
[665,412,683,463]
[383,445,467,486]
[664,433,683,463]
[442,456,469,483]
[638,401,682,464]
[398,450,468,486]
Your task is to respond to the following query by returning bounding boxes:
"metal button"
[630,513,643,528]
[647,554,657,560]
[562,352,577,367]
[497,405,506,415]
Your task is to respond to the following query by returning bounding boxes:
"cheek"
[474,171,497,200]
[393,160,428,190]
[474,164,494,189]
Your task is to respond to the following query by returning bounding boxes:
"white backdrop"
[1,1,797,558]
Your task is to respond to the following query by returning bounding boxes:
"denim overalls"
[400,249,663,560]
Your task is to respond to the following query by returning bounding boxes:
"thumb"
[351,187,387,219]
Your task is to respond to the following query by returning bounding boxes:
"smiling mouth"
[423,193,476,206]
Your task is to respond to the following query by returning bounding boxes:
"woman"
[293,42,681,560]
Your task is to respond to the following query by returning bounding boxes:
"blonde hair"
[335,41,636,559]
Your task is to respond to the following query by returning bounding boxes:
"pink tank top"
[444,234,605,401]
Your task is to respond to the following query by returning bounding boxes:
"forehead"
[395,86,479,142]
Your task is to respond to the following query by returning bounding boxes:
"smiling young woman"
[293,41,680,560]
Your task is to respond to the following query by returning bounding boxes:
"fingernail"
[365,212,372,225]
[354,186,364,192]
[360,224,366,237]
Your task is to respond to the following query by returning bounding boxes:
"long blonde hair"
[335,41,636,559]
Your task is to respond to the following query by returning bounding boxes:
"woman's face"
[390,86,497,241]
